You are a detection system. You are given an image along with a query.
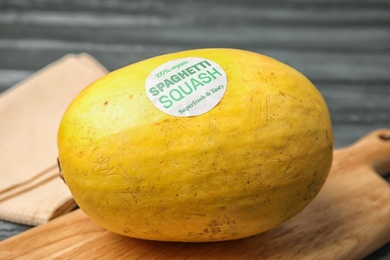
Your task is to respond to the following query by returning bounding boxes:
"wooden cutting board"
[1,129,390,259]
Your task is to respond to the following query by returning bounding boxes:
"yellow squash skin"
[57,48,333,242]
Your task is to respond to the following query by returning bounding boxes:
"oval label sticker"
[145,57,227,117]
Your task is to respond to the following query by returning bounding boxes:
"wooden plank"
[2,0,390,11]
[1,46,389,82]
[1,7,390,27]
[1,130,390,259]
[0,21,389,52]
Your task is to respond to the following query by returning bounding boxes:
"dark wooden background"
[0,0,389,259]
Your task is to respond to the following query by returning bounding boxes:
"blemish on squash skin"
[209,220,222,234]
[104,101,108,105]
[257,95,271,126]
[92,154,115,175]
[326,130,333,150]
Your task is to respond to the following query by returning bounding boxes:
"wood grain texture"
[0,0,389,258]
[1,130,390,259]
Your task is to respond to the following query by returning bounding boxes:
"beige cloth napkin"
[0,53,108,225]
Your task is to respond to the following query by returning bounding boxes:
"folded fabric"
[0,53,108,225]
